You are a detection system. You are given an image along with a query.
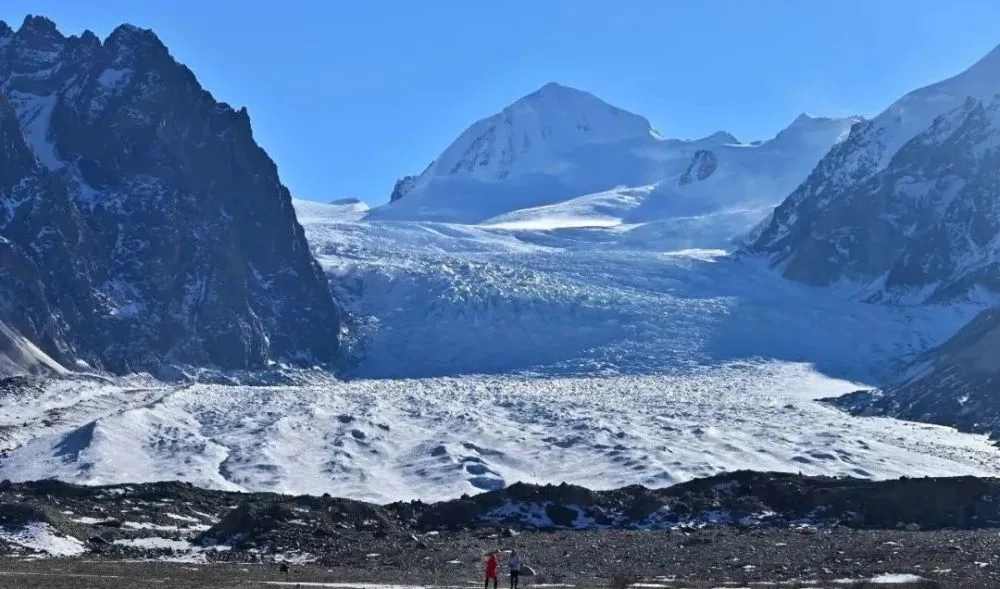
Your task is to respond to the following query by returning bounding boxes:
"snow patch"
[113,537,193,551]
[97,68,130,88]
[8,91,62,170]
[0,523,85,556]
[870,573,925,583]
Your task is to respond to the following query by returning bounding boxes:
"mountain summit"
[427,82,661,183]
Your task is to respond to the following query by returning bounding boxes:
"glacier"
[2,199,996,502]
[308,200,975,381]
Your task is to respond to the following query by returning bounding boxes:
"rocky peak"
[104,23,169,62]
[78,29,100,47]
[4,16,66,73]
[17,15,61,38]
[11,15,64,53]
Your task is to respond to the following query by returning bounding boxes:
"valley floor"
[1,527,999,588]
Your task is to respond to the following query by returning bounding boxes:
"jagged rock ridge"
[0,15,341,373]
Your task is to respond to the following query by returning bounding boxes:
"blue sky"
[2,1,999,204]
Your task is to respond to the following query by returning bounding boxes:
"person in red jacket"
[484,552,499,589]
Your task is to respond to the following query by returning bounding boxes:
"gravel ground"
[1,528,999,588]
[4,475,1000,587]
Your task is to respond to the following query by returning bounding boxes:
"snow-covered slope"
[293,198,370,223]
[831,306,1000,436]
[413,81,661,182]
[749,44,1000,304]
[0,319,67,377]
[374,83,859,236]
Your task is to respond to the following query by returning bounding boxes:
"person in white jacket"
[508,550,522,589]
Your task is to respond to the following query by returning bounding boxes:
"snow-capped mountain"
[0,16,341,374]
[748,44,1000,304]
[376,82,860,229]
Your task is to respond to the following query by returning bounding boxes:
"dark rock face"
[0,87,98,369]
[388,174,418,203]
[678,149,717,186]
[747,90,1000,304]
[829,306,1000,436]
[0,16,341,372]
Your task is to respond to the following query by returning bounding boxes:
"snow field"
[3,364,1000,502]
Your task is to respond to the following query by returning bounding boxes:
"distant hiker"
[279,562,289,574]
[485,552,499,589]
[509,549,522,589]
